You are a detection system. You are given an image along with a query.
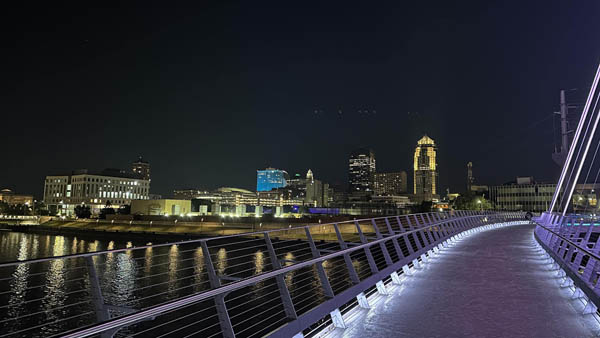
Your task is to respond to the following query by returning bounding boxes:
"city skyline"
[3,2,600,199]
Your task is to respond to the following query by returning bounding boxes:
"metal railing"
[534,212,600,315]
[0,210,523,338]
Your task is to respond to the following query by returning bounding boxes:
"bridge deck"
[324,223,599,338]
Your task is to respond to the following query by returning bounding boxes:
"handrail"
[61,213,515,338]
[0,210,466,269]
[534,222,600,262]
[0,210,519,338]
[534,213,600,316]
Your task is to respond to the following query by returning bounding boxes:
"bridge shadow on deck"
[324,223,599,338]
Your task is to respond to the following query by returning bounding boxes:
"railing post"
[264,233,298,320]
[411,231,424,251]
[200,241,236,338]
[429,224,441,242]
[355,221,379,274]
[438,222,450,238]
[85,256,115,338]
[402,233,416,255]
[304,228,335,298]
[419,228,431,247]
[371,219,393,266]
[334,223,361,284]
[414,214,422,227]
[405,215,414,230]
[395,216,403,232]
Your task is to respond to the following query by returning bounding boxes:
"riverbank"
[4,218,348,241]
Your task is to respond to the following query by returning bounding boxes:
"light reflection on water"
[0,231,362,337]
[216,248,227,276]
[193,247,204,292]
[41,236,66,336]
[7,237,30,325]
[167,245,179,297]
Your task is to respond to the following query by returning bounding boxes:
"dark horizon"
[3,1,600,198]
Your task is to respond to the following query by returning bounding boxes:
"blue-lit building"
[257,168,289,192]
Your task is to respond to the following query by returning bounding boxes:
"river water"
[0,229,383,338]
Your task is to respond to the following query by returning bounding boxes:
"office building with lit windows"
[375,171,407,195]
[348,148,376,193]
[43,168,150,216]
[256,168,289,192]
[414,135,439,202]
[132,156,151,182]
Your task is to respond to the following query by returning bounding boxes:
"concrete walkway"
[325,223,599,338]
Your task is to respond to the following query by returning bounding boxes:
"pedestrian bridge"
[1,211,599,337]
[322,220,599,338]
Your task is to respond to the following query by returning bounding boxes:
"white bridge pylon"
[549,61,600,216]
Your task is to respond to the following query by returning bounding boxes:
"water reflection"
[0,231,369,337]
[71,237,78,253]
[41,236,66,336]
[254,251,264,274]
[284,252,295,286]
[7,236,30,323]
[193,247,204,292]
[112,252,136,307]
[167,245,179,297]
[216,248,227,275]
[88,240,99,252]
[144,246,153,275]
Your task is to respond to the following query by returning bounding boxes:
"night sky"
[3,1,600,198]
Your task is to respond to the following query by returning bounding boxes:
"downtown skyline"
[3,1,600,198]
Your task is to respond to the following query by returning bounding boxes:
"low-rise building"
[488,176,600,212]
[131,199,191,216]
[0,189,34,206]
[43,168,150,216]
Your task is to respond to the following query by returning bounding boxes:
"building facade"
[0,189,33,206]
[44,169,150,216]
[414,135,438,202]
[375,171,407,195]
[305,169,327,207]
[131,199,191,216]
[467,162,474,192]
[488,176,599,213]
[256,168,289,192]
[348,148,376,193]
[132,156,151,182]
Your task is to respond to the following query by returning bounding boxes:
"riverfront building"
[0,189,33,206]
[488,176,600,212]
[348,148,376,193]
[256,168,289,192]
[43,168,150,216]
[131,199,191,216]
[414,135,439,202]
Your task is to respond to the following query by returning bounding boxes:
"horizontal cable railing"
[534,212,600,315]
[0,210,522,338]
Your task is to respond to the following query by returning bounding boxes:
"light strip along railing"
[0,210,520,338]
[535,212,600,315]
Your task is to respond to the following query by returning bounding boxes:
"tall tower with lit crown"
[413,135,438,202]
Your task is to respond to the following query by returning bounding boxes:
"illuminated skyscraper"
[256,168,289,192]
[414,135,438,202]
[349,148,376,193]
